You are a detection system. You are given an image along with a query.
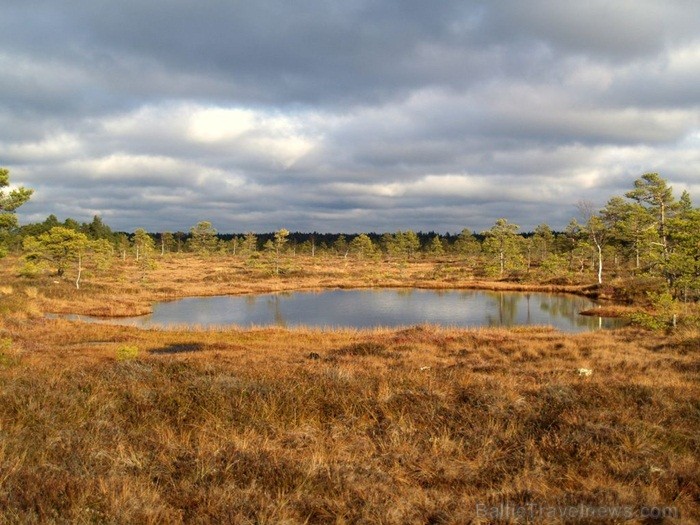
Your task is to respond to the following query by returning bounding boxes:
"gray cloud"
[2,1,699,234]
[478,0,700,60]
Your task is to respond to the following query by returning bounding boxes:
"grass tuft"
[332,341,387,357]
[115,345,140,361]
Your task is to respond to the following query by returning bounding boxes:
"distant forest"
[2,171,699,301]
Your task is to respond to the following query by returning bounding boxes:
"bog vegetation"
[3,171,700,305]
[1,169,699,522]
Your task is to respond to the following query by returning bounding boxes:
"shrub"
[18,261,42,278]
[625,311,667,331]
[611,275,667,304]
[116,345,139,361]
[0,338,16,366]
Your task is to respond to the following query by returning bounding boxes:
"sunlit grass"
[0,254,698,522]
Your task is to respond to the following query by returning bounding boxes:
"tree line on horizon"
[2,169,699,300]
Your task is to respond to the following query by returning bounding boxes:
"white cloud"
[66,154,190,182]
[0,133,82,162]
[189,107,256,142]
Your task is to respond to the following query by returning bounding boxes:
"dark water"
[58,289,624,332]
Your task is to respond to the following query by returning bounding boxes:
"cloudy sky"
[2,1,699,234]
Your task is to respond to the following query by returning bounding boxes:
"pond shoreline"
[46,287,625,333]
[44,280,611,318]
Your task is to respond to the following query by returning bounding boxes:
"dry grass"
[0,254,698,523]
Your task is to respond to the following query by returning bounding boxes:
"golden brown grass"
[0,254,698,523]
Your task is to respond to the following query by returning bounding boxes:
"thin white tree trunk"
[75,253,82,289]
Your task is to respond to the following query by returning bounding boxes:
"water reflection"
[266,294,287,328]
[55,289,624,332]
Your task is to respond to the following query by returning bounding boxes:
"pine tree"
[188,221,218,255]
[625,173,676,262]
[349,233,378,259]
[427,235,445,256]
[482,219,523,278]
[0,168,33,257]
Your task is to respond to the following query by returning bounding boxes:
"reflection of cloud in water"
[54,290,624,332]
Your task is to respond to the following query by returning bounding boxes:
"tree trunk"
[526,245,531,273]
[660,201,668,260]
[75,253,82,290]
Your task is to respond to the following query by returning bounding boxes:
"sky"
[2,0,699,234]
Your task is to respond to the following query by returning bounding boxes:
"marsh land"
[1,255,698,523]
